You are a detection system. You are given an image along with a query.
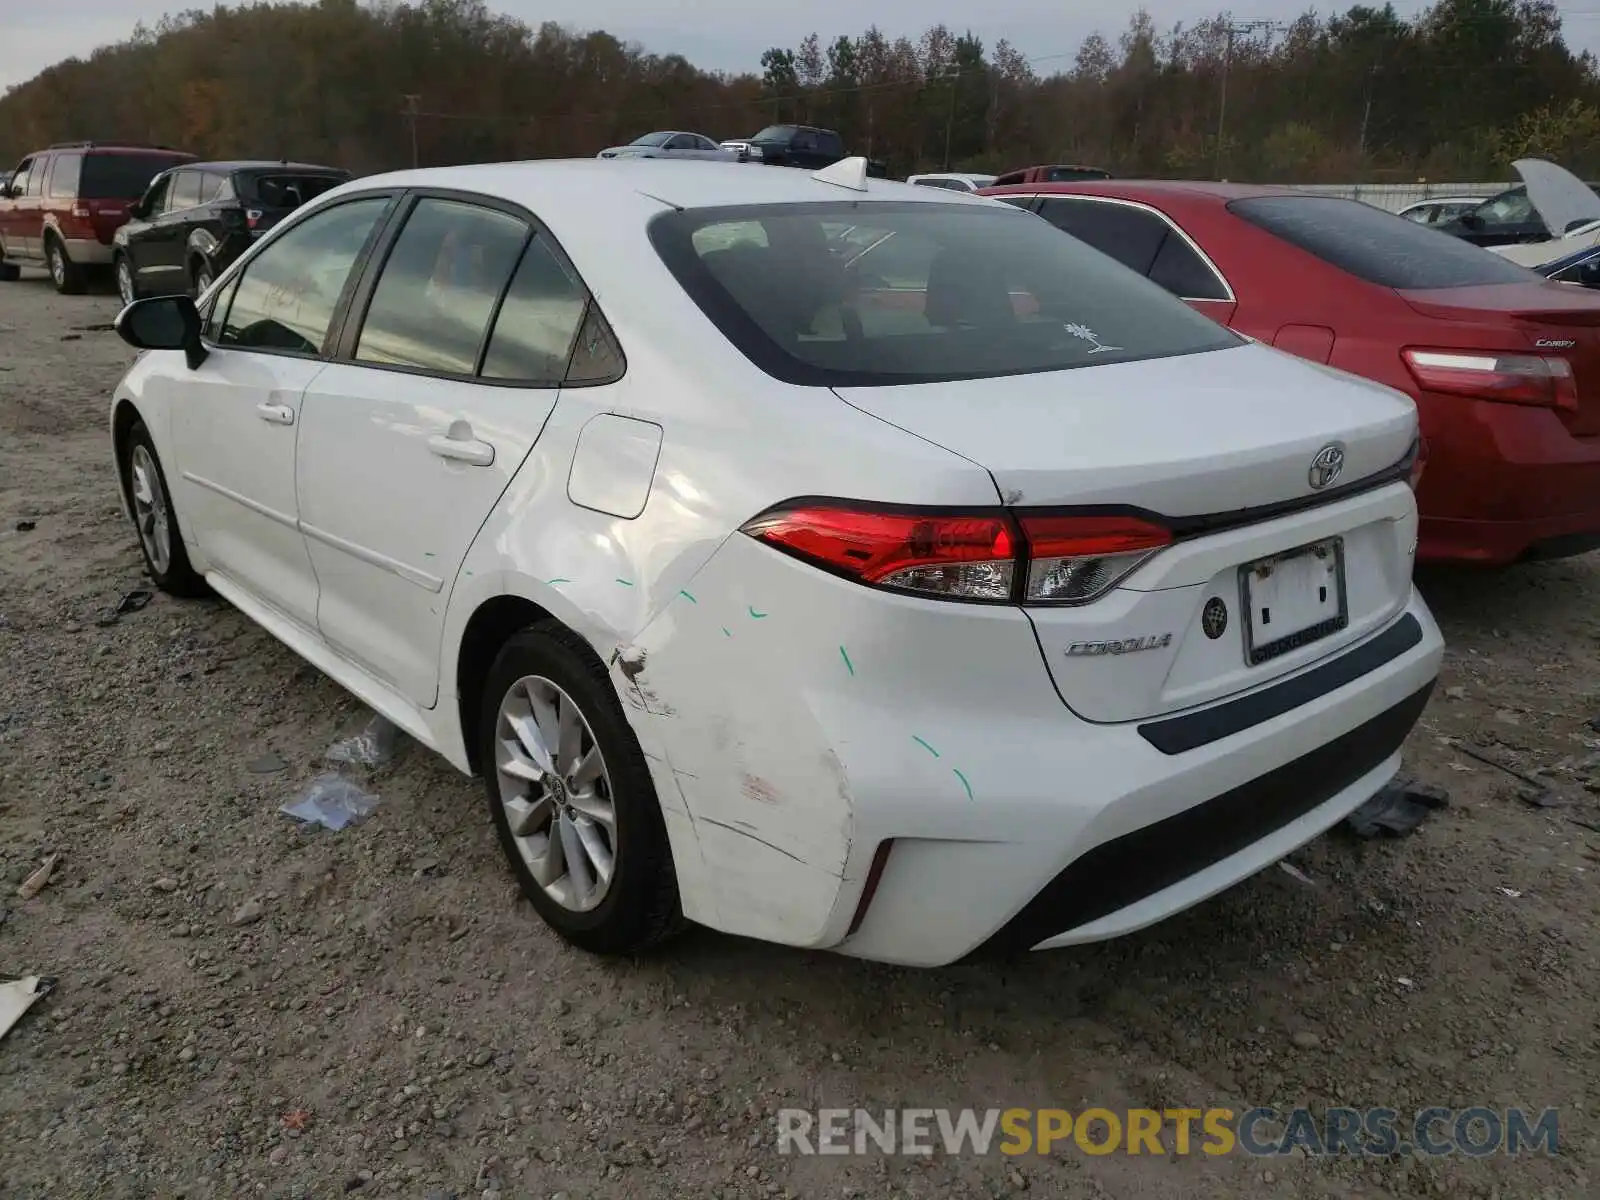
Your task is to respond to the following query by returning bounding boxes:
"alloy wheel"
[493,674,617,913]
[117,261,135,306]
[49,244,65,286]
[129,444,172,575]
[196,266,213,294]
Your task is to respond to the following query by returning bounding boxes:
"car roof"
[181,160,346,173]
[41,143,192,158]
[985,179,1301,203]
[349,157,995,219]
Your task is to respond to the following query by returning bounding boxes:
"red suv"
[0,142,194,293]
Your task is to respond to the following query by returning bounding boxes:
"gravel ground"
[1,276,1597,1200]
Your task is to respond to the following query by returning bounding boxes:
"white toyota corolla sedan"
[108,156,1443,967]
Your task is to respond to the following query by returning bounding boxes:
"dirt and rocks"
[1,275,1597,1199]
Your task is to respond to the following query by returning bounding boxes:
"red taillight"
[1407,437,1428,491]
[70,203,90,220]
[740,505,1017,601]
[740,505,1170,605]
[1403,348,1578,412]
[246,208,263,230]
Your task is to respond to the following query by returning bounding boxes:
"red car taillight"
[740,504,1170,605]
[1402,348,1578,413]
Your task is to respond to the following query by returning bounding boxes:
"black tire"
[0,252,18,282]
[191,258,214,297]
[46,235,86,295]
[480,621,683,955]
[114,254,140,306]
[118,419,208,597]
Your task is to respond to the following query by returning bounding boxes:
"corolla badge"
[1065,633,1173,657]
[1308,442,1346,490]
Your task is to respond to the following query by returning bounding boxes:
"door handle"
[428,420,495,467]
[255,402,295,426]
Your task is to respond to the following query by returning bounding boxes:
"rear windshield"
[1046,167,1111,182]
[1229,195,1536,289]
[649,201,1240,387]
[81,152,191,200]
[239,172,349,209]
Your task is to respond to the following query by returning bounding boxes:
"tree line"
[2,0,1597,183]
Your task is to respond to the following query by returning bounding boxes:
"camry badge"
[1066,633,1173,657]
[1535,338,1576,349]
[1308,443,1346,491]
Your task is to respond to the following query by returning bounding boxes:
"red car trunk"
[1401,283,1600,437]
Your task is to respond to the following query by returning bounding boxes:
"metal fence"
[1284,181,1510,212]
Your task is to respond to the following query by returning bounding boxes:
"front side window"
[480,236,589,383]
[141,174,173,217]
[651,201,1240,387]
[219,196,389,353]
[25,158,46,196]
[355,198,528,375]
[6,159,30,196]
[1230,195,1535,289]
[630,132,674,148]
[48,153,82,199]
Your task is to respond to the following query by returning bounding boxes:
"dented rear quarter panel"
[438,319,1003,944]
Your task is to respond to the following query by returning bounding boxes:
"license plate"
[1238,538,1348,666]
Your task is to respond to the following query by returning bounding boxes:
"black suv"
[113,159,349,303]
[723,126,887,176]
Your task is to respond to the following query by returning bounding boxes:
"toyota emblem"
[1309,443,1346,491]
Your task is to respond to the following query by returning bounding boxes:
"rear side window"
[169,171,202,210]
[48,153,82,198]
[198,171,225,203]
[1037,198,1167,275]
[480,237,589,383]
[1229,195,1535,289]
[80,152,191,200]
[219,196,389,353]
[817,131,845,157]
[355,197,528,375]
[651,201,1239,387]
[1149,232,1229,301]
[242,172,349,209]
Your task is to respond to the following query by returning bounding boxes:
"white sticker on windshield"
[1063,322,1123,354]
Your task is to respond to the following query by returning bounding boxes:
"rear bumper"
[1417,395,1600,565]
[839,595,1441,966]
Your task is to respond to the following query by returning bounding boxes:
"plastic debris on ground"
[1276,860,1317,887]
[280,773,380,832]
[1343,778,1449,839]
[95,587,152,627]
[0,976,55,1045]
[16,854,60,900]
[325,710,404,767]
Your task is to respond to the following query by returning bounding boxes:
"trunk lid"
[835,342,1421,723]
[1401,281,1600,437]
[833,343,1416,513]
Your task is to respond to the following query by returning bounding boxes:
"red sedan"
[979,180,1600,566]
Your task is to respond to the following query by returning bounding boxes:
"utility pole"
[1357,65,1379,160]
[1214,19,1279,179]
[941,63,961,171]
[401,94,421,168]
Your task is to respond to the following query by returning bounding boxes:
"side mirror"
[115,294,208,370]
[128,199,146,219]
[0,184,14,200]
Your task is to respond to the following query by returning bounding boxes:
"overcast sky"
[5,1,1600,93]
